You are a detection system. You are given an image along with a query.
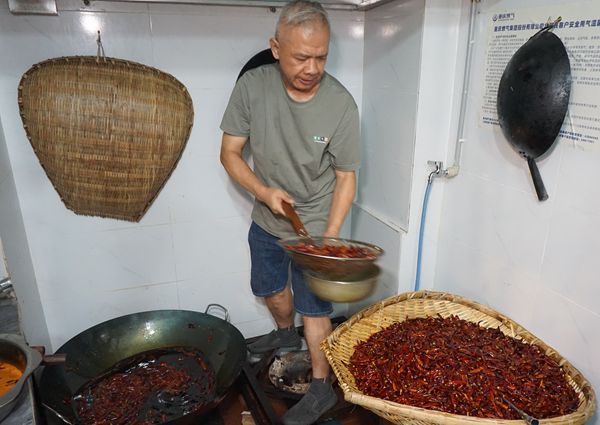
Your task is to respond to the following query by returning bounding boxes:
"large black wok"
[497,23,571,201]
[38,307,246,424]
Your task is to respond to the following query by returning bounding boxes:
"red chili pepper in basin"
[287,242,376,259]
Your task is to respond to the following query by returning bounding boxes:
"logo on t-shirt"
[313,136,329,144]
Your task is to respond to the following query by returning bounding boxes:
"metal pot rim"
[304,264,381,283]
[0,334,43,408]
[278,236,384,262]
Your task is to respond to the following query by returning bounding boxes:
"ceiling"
[8,0,395,15]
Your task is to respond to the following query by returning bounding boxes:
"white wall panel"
[0,116,50,347]
[358,0,425,231]
[397,0,465,291]
[354,0,426,305]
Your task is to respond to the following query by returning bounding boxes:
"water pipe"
[415,162,445,291]
[447,0,479,178]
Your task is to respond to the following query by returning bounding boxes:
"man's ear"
[270,37,280,60]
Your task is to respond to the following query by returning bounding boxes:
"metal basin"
[304,264,381,303]
[279,236,384,277]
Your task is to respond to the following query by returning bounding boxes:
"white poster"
[481,3,600,148]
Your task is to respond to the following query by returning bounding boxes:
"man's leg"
[282,264,337,425]
[302,315,332,378]
[248,285,302,353]
[247,222,301,353]
[265,286,295,328]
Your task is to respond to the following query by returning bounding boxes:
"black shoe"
[247,328,302,354]
[281,379,337,425]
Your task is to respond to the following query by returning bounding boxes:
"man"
[220,1,359,423]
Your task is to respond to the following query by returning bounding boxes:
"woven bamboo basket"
[322,291,596,425]
[18,56,194,222]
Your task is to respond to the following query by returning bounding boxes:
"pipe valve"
[427,161,447,182]
[0,277,12,293]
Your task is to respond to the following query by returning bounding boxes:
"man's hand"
[259,187,295,216]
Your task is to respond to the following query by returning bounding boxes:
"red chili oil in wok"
[73,347,216,425]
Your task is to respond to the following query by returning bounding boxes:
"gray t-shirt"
[220,63,360,238]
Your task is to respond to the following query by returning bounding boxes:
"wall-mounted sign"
[481,2,600,149]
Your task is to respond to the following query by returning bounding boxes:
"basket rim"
[18,55,192,91]
[322,290,597,425]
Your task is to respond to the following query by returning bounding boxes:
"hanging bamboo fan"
[18,56,194,222]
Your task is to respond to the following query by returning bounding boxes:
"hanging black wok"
[497,25,571,201]
[37,307,246,424]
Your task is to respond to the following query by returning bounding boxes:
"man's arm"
[220,132,294,216]
[323,170,356,237]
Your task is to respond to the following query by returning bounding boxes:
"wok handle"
[282,201,310,238]
[205,303,230,322]
[32,345,67,365]
[527,157,549,201]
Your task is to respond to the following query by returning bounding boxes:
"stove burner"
[268,351,312,395]
[267,350,338,396]
[240,317,353,425]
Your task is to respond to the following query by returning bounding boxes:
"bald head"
[275,0,330,39]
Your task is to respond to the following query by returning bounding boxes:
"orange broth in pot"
[0,361,23,397]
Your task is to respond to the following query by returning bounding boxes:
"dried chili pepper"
[286,242,376,259]
[74,347,216,425]
[349,316,579,419]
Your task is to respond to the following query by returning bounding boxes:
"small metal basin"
[0,334,42,422]
[304,265,381,303]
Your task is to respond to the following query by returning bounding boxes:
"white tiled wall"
[431,0,600,422]
[0,1,364,350]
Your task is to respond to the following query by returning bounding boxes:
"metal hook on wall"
[96,30,106,60]
[545,16,562,31]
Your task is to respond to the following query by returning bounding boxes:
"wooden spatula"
[281,201,310,238]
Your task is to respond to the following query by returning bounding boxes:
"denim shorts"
[248,222,333,317]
